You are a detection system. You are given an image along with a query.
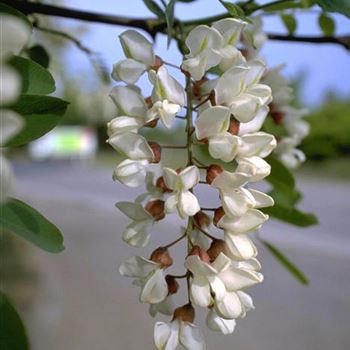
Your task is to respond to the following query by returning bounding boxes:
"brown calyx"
[173,303,195,323]
[206,164,224,184]
[150,55,164,71]
[207,239,226,262]
[188,245,211,264]
[156,176,172,193]
[213,207,225,226]
[148,142,162,163]
[165,275,180,295]
[150,247,173,268]
[228,116,240,135]
[193,211,210,229]
[144,200,165,221]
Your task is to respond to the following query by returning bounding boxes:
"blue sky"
[56,0,350,106]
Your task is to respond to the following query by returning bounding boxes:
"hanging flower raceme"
[107,16,301,348]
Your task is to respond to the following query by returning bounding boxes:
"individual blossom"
[112,30,157,84]
[154,304,206,350]
[206,308,236,335]
[119,248,172,304]
[148,66,186,128]
[274,136,306,169]
[281,106,310,141]
[112,159,150,187]
[116,200,165,247]
[163,166,201,219]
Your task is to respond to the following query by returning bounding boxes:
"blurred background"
[2,0,350,349]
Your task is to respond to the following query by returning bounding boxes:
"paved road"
[9,162,350,350]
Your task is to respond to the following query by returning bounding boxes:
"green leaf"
[280,13,298,35]
[6,95,68,147]
[9,56,55,95]
[0,3,32,30]
[219,0,252,23]
[317,0,350,18]
[263,205,318,227]
[266,156,296,190]
[318,12,336,36]
[257,1,303,12]
[27,44,50,68]
[0,291,29,350]
[165,0,176,46]
[143,0,166,19]
[260,240,309,285]
[269,187,302,208]
[0,198,64,253]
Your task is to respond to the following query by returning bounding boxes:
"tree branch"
[4,0,350,50]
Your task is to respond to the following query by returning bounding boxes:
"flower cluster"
[0,14,30,202]
[107,18,280,349]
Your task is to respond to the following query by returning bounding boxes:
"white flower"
[113,159,149,188]
[238,106,269,135]
[0,14,31,60]
[163,166,200,218]
[206,308,236,334]
[109,85,147,119]
[112,30,155,84]
[224,233,257,260]
[149,295,174,318]
[217,209,269,235]
[135,172,164,202]
[236,156,271,181]
[214,61,272,123]
[116,201,154,247]
[119,255,168,304]
[181,25,223,80]
[108,132,154,160]
[154,319,206,350]
[212,18,247,72]
[275,137,306,169]
[149,66,185,128]
[107,116,143,136]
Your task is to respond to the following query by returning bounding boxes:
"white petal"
[212,18,246,46]
[164,194,178,213]
[219,266,263,291]
[221,187,256,217]
[116,201,151,220]
[141,269,168,304]
[154,321,180,350]
[190,275,211,307]
[179,166,200,190]
[244,60,266,86]
[0,109,23,146]
[248,189,274,208]
[239,132,276,158]
[246,83,272,106]
[211,171,249,190]
[108,132,154,160]
[122,220,152,248]
[238,106,268,135]
[109,85,147,118]
[237,291,254,317]
[150,100,181,129]
[0,65,21,105]
[112,59,147,84]
[195,106,231,140]
[119,30,155,66]
[208,275,227,301]
[206,308,236,334]
[149,296,174,317]
[119,256,158,278]
[113,159,148,187]
[208,133,240,162]
[178,190,200,218]
[236,156,271,181]
[229,94,260,123]
[107,116,142,136]
[224,234,257,260]
[162,167,178,190]
[185,255,218,277]
[179,322,206,350]
[215,292,242,319]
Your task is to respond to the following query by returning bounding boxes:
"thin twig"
[193,223,217,241]
[161,144,187,149]
[163,233,187,249]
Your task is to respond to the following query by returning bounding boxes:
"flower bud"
[165,275,180,295]
[207,239,226,262]
[193,211,210,229]
[150,247,173,268]
[144,200,165,221]
[188,245,210,263]
[213,207,225,227]
[148,142,162,163]
[206,164,223,184]
[228,117,240,135]
[156,176,172,193]
[173,303,195,323]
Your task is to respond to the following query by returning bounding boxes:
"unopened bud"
[166,275,180,295]
[193,211,210,229]
[206,164,223,184]
[150,247,173,268]
[188,245,210,263]
[173,303,195,323]
[156,176,172,193]
[228,117,240,135]
[213,207,225,227]
[148,142,162,163]
[207,239,226,262]
[145,200,165,221]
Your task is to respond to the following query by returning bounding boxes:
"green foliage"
[9,56,55,95]
[27,44,50,68]
[317,0,350,18]
[318,12,336,36]
[0,199,65,253]
[258,0,304,12]
[0,291,29,350]
[218,1,252,23]
[165,0,176,46]
[280,13,298,35]
[260,240,309,285]
[301,98,350,160]
[6,95,68,147]
[143,0,166,19]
